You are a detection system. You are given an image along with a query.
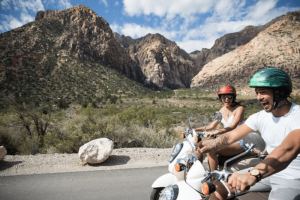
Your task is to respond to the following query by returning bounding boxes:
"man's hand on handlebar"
[227,172,257,192]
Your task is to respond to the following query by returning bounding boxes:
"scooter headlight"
[169,143,183,163]
[159,185,179,200]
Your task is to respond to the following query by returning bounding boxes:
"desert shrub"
[109,95,118,104]
[56,98,69,109]
[134,106,157,127]
[117,106,139,126]
[159,114,173,134]
[107,103,118,116]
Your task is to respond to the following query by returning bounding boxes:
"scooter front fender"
[152,173,179,188]
[176,181,203,200]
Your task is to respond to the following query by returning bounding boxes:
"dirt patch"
[0,148,173,176]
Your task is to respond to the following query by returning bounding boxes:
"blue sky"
[0,0,299,53]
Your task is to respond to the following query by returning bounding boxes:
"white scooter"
[150,112,223,200]
[157,132,266,200]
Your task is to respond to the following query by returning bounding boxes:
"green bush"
[135,106,157,127]
[117,106,139,126]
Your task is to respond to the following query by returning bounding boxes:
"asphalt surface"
[0,166,168,200]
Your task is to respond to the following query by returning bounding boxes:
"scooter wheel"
[150,187,164,200]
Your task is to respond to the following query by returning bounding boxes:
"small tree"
[4,94,54,153]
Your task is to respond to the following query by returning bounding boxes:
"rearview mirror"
[213,111,222,121]
[244,132,266,151]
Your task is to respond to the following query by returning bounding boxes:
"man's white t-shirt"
[245,103,300,179]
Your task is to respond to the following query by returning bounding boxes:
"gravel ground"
[0,148,173,176]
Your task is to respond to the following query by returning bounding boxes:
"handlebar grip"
[201,182,216,195]
[195,135,202,143]
[220,179,232,197]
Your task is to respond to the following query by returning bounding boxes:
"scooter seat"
[218,151,256,167]
[231,191,269,200]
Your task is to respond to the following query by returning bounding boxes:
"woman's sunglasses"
[221,95,233,99]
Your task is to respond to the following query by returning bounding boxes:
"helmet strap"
[277,101,291,109]
[273,89,289,110]
[273,90,280,110]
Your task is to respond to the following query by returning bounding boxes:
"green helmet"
[249,68,292,95]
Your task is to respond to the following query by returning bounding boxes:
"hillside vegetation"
[3,87,300,155]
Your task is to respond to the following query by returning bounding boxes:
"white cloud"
[110,22,120,33]
[177,39,216,53]
[13,0,44,13]
[246,0,277,21]
[0,15,23,32]
[20,12,35,23]
[121,0,300,52]
[57,0,72,9]
[41,0,71,9]
[114,1,119,6]
[100,0,108,7]
[0,0,73,33]
[120,23,177,39]
[0,0,12,9]
[123,0,216,18]
[0,0,45,32]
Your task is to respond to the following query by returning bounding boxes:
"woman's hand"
[204,131,217,138]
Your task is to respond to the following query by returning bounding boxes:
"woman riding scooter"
[195,84,247,171]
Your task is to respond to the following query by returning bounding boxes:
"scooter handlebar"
[201,172,251,197]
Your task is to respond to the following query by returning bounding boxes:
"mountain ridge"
[0,5,299,105]
[191,10,300,88]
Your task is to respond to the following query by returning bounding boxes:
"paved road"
[0,166,168,200]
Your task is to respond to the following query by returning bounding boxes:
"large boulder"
[78,138,114,164]
[0,146,7,161]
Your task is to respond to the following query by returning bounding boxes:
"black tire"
[150,187,164,200]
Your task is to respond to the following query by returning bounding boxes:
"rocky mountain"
[114,32,196,89]
[193,15,284,72]
[120,33,196,89]
[191,10,300,88]
[0,4,299,103]
[113,32,135,48]
[0,5,150,104]
[34,6,144,82]
[113,14,284,89]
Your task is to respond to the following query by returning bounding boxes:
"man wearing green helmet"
[199,68,300,200]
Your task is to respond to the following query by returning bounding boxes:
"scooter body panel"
[186,160,206,192]
[151,173,179,188]
[176,181,203,200]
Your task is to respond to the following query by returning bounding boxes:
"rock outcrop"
[0,5,149,103]
[193,16,283,72]
[34,5,144,83]
[78,138,114,164]
[113,32,135,48]
[119,33,196,89]
[191,10,300,88]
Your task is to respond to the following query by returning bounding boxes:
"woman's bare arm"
[195,118,220,132]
